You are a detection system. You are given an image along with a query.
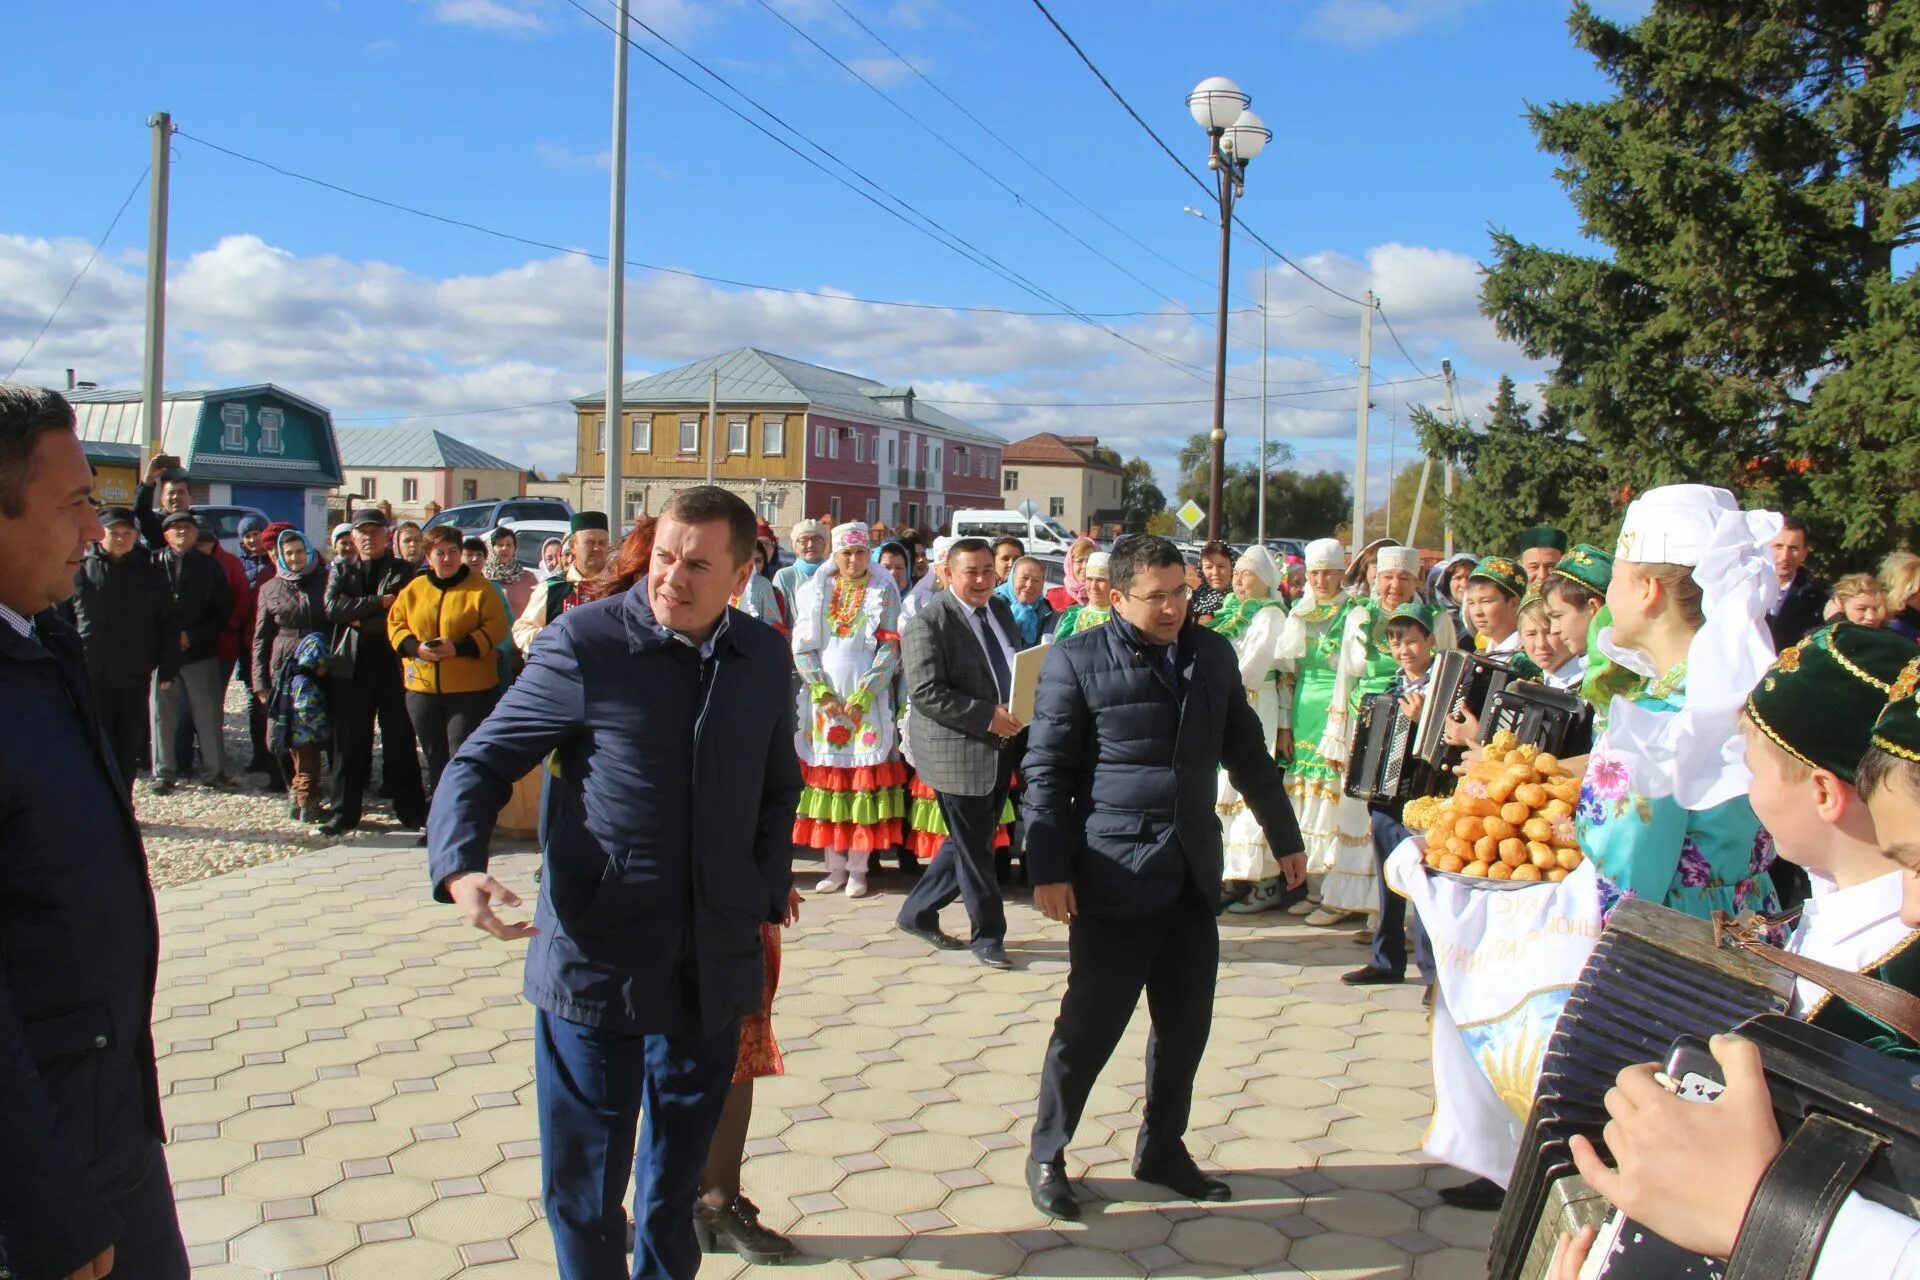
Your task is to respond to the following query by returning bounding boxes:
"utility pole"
[704,368,719,485]
[1206,183,1234,542]
[141,111,172,469]
[1257,252,1268,545]
[1442,359,1457,557]
[602,0,630,529]
[1350,290,1375,552]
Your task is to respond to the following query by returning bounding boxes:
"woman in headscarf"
[1209,546,1295,912]
[877,540,913,596]
[1310,545,1449,926]
[1045,535,1098,612]
[536,535,566,581]
[899,535,953,624]
[1054,552,1115,639]
[483,526,537,616]
[732,540,786,635]
[1275,538,1355,912]
[252,527,331,822]
[791,522,907,897]
[994,555,1058,647]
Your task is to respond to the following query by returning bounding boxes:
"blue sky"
[1,0,1652,496]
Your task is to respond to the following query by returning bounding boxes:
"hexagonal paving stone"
[331,1237,465,1280]
[315,1175,438,1224]
[873,1132,984,1175]
[1305,1187,1421,1237]
[1286,1229,1414,1277]
[227,1215,360,1271]
[835,1168,950,1215]
[412,1192,535,1245]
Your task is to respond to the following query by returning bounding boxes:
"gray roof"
[335,428,524,472]
[572,347,1002,446]
[68,383,334,448]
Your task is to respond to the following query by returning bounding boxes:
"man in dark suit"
[896,537,1028,970]
[428,486,799,1280]
[1021,534,1306,1221]
[0,384,188,1280]
[1767,515,1828,651]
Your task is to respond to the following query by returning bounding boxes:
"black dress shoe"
[1340,965,1406,986]
[976,942,1013,970]
[896,921,966,951]
[1133,1152,1231,1202]
[1437,1176,1505,1211]
[1027,1160,1079,1220]
[319,815,358,838]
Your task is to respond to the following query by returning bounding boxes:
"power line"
[1375,304,1436,381]
[173,131,1241,320]
[5,166,148,382]
[752,0,1194,316]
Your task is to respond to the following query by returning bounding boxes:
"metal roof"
[335,428,524,472]
[1003,432,1124,470]
[572,347,1003,446]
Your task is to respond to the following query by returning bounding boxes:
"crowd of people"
[8,375,1920,1280]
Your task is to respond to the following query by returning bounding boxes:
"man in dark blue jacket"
[1021,534,1306,1222]
[0,384,187,1280]
[427,486,800,1280]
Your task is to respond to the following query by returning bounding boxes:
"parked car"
[1265,536,1307,563]
[424,496,573,533]
[191,504,272,558]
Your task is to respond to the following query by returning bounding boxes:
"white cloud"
[1302,0,1485,46]
[846,53,921,87]
[424,0,704,39]
[432,0,543,33]
[533,142,613,171]
[0,228,1531,502]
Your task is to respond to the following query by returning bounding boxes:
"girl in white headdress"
[1308,543,1446,925]
[1276,538,1356,909]
[1576,484,1782,921]
[1209,545,1294,912]
[791,522,907,897]
[1054,552,1115,638]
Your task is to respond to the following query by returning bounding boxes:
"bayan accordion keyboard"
[1488,899,1794,1279]
[1343,692,1446,805]
[1481,680,1594,758]
[1415,649,1520,770]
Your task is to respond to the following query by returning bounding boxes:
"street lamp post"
[1186,76,1269,543]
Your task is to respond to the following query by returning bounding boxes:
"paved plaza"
[153,840,1488,1278]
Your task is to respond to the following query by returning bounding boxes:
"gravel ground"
[135,678,416,889]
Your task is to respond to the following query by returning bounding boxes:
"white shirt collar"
[1786,869,1914,1018]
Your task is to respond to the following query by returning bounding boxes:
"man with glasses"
[1021,534,1306,1221]
[896,537,1028,970]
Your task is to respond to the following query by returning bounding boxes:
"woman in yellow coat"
[388,525,510,795]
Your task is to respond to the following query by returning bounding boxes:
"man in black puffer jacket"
[150,510,232,792]
[67,507,176,794]
[1021,534,1306,1222]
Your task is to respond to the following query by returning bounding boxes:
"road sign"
[1177,500,1205,531]
[1017,499,1038,519]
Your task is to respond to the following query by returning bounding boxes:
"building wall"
[575,407,808,483]
[337,466,522,516]
[1000,461,1121,532]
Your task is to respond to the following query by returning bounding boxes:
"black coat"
[1022,614,1303,919]
[156,545,232,666]
[252,568,329,696]
[0,612,166,1277]
[1769,568,1829,651]
[325,552,415,670]
[69,544,176,689]
[427,589,801,1037]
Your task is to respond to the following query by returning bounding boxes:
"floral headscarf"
[483,528,524,585]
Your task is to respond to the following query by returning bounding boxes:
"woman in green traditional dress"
[1209,546,1295,913]
[1054,551,1114,639]
[1276,538,1354,913]
[1309,544,1431,925]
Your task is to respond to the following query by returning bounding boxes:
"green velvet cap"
[1508,650,1545,681]
[1387,601,1439,632]
[569,511,609,534]
[1747,623,1917,781]
[1519,525,1569,552]
[1871,656,1920,766]
[1550,543,1614,599]
[1468,556,1525,599]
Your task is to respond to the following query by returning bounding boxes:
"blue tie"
[974,607,1012,701]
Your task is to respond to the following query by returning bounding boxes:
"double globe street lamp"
[1186,76,1270,542]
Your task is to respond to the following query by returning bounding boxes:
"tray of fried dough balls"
[1400,731,1586,889]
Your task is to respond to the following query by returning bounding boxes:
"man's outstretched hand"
[445,871,539,941]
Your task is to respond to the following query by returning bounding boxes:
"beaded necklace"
[828,573,868,637]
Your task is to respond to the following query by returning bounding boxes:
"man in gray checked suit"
[896,537,1027,970]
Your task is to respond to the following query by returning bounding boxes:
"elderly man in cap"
[66,505,177,795]
[771,518,829,617]
[1517,525,1569,592]
[149,510,232,793]
[322,507,427,836]
[513,510,612,653]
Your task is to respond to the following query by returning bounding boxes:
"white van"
[949,509,1078,554]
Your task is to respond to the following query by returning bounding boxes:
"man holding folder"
[897,537,1030,970]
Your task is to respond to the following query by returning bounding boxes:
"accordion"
[1343,691,1447,805]
[1481,680,1594,758]
[1413,649,1521,771]
[1490,899,1794,1279]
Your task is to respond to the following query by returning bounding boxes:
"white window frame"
[596,417,607,454]
[632,417,652,453]
[220,404,247,451]
[829,496,842,523]
[828,429,840,461]
[1049,496,1066,518]
[728,418,748,455]
[462,479,478,501]
[257,406,284,455]
[852,434,865,464]
[402,478,419,503]
[865,498,877,523]
[679,417,700,455]
[1003,470,1018,493]
[761,415,785,456]
[814,426,826,458]
[359,476,377,499]
[885,438,896,466]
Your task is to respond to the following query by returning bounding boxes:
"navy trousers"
[99,1138,190,1280]
[897,754,1017,954]
[1369,809,1434,981]
[534,1009,740,1280]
